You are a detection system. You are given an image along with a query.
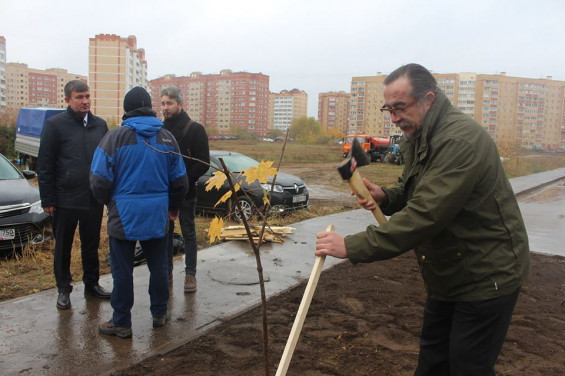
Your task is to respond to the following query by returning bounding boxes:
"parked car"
[0,154,51,254]
[196,151,309,221]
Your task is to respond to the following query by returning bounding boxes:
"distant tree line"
[0,107,18,157]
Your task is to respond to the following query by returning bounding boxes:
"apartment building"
[149,69,270,136]
[318,91,350,134]
[268,89,308,132]
[350,72,565,150]
[349,73,402,138]
[89,34,147,126]
[0,36,6,108]
[5,62,87,109]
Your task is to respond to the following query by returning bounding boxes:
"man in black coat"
[160,86,210,293]
[38,80,111,310]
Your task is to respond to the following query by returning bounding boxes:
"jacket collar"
[412,90,451,162]
[66,106,91,124]
[163,109,191,139]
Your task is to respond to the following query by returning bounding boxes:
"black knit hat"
[123,87,152,112]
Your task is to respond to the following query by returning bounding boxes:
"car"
[0,154,51,255]
[196,151,309,221]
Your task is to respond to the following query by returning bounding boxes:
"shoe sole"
[184,287,197,293]
[56,303,71,310]
[84,292,111,299]
[153,316,169,328]
[98,327,132,339]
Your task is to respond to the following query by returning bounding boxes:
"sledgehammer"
[337,138,388,225]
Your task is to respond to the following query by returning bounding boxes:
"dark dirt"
[115,251,565,376]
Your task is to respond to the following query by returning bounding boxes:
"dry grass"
[1,143,564,303]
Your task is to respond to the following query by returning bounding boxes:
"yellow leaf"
[213,182,241,208]
[215,190,232,207]
[262,196,270,206]
[206,171,227,191]
[208,216,224,244]
[243,160,277,185]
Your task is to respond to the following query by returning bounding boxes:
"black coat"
[163,109,209,198]
[38,107,108,210]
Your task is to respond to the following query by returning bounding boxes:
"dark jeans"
[52,206,103,293]
[109,236,169,328]
[167,197,198,276]
[415,288,521,376]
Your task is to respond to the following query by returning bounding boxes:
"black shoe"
[84,285,111,299]
[56,292,71,310]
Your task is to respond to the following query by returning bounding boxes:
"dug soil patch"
[116,252,565,375]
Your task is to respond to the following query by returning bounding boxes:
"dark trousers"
[53,206,103,293]
[415,288,521,376]
[109,236,169,328]
[167,197,198,276]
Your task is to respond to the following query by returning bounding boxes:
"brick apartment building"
[268,89,308,132]
[0,36,6,109]
[89,34,147,126]
[5,62,86,109]
[149,69,270,136]
[349,72,565,150]
[318,91,350,134]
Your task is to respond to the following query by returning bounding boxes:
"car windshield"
[345,136,365,144]
[0,156,22,180]
[220,154,259,173]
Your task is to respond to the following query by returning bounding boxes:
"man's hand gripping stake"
[337,138,388,225]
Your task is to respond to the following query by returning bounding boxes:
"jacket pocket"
[416,237,474,299]
[64,168,89,191]
[493,193,522,260]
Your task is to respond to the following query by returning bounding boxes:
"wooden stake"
[275,224,335,376]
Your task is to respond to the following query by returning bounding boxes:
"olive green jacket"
[345,91,530,301]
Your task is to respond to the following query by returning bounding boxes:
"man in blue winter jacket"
[90,87,188,339]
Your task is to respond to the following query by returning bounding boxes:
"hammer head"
[337,137,370,180]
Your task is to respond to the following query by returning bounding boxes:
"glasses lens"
[380,106,395,115]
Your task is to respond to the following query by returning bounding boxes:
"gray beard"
[405,128,422,142]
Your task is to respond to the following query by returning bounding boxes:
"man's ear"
[425,91,436,105]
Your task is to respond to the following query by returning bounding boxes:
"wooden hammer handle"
[276,224,335,376]
[348,169,388,225]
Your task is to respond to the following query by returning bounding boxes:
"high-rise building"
[268,89,308,132]
[350,72,565,150]
[149,69,270,135]
[348,73,400,137]
[0,36,7,109]
[89,34,147,126]
[318,91,350,134]
[5,63,86,109]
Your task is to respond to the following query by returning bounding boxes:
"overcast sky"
[2,0,564,116]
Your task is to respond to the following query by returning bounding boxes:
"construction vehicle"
[14,108,65,170]
[383,135,404,165]
[342,134,389,162]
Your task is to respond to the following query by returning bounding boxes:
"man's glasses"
[380,99,417,116]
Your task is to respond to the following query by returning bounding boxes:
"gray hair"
[64,80,89,98]
[384,63,438,102]
[160,86,183,104]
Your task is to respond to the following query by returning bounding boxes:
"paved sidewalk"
[0,169,563,375]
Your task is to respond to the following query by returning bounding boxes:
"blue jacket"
[90,115,188,241]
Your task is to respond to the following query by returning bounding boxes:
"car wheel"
[232,197,254,222]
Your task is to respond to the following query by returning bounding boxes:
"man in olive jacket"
[38,80,110,310]
[315,64,529,376]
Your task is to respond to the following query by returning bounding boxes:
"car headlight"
[260,183,284,193]
[29,200,45,214]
